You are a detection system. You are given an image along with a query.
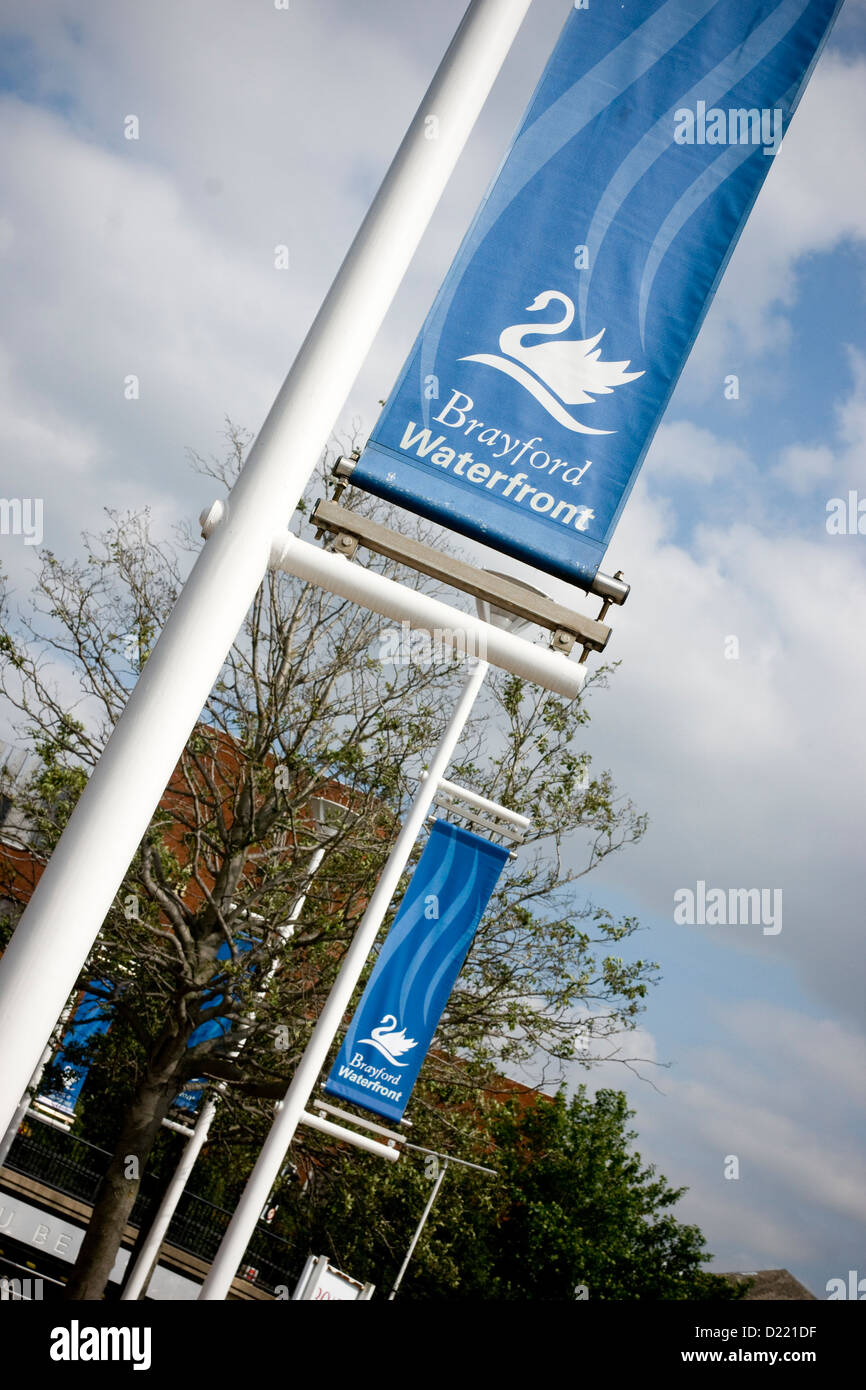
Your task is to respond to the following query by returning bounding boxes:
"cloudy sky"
[1,0,865,1298]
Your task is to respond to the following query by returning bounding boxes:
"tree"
[0,425,653,1299]
[474,1087,742,1300]
[249,1081,742,1301]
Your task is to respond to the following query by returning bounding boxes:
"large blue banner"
[324,820,509,1122]
[351,0,841,585]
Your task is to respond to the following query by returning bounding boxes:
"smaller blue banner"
[324,819,509,1123]
[39,984,112,1117]
[173,936,255,1115]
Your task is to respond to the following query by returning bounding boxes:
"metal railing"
[4,1113,106,1205]
[1,1111,297,1296]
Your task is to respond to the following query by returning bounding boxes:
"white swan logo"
[460,290,644,435]
[358,1014,419,1070]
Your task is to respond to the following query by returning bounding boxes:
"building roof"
[721,1268,817,1300]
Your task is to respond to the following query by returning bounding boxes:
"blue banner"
[39,984,112,1117]
[324,820,509,1122]
[351,0,841,585]
[173,936,255,1115]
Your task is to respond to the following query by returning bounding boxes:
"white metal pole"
[269,534,586,699]
[121,841,329,1299]
[0,1043,54,1171]
[120,1095,218,1302]
[276,844,327,945]
[0,993,77,1170]
[387,1157,450,1300]
[0,0,534,1135]
[198,656,489,1299]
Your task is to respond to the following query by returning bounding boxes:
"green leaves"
[469,1087,741,1301]
[260,1081,740,1301]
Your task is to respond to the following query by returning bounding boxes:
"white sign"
[292,1253,374,1301]
[0,1189,199,1300]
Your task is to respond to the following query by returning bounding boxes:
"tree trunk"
[64,1046,188,1300]
[115,1134,182,1299]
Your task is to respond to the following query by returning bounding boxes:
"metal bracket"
[433,792,523,842]
[313,1098,409,1139]
[421,771,530,845]
[333,532,359,559]
[310,497,611,654]
[298,1108,401,1162]
[331,457,630,607]
[201,496,589,695]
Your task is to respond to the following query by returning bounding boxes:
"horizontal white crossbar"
[402,1141,497,1177]
[27,1107,73,1133]
[299,1109,401,1162]
[433,775,531,828]
[313,1099,407,1142]
[267,532,586,699]
[161,1117,197,1138]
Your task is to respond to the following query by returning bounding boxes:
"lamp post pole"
[198,579,550,1299]
[0,995,76,1170]
[0,0,534,1136]
[198,653,489,1299]
[386,1144,497,1300]
[119,1094,219,1303]
[388,1158,450,1301]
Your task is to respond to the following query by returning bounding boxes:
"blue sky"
[1,0,864,1299]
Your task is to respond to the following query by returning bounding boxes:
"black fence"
[2,1112,298,1297]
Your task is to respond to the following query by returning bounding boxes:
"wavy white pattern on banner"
[637,145,752,344]
[637,74,802,343]
[419,0,724,423]
[369,832,458,967]
[398,849,482,1023]
[421,912,480,1026]
[578,0,810,336]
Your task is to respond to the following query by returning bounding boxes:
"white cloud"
[680,1078,866,1223]
[575,1005,866,1286]
[0,0,561,569]
[772,346,866,494]
[773,442,836,495]
[645,420,750,486]
[579,446,866,1018]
